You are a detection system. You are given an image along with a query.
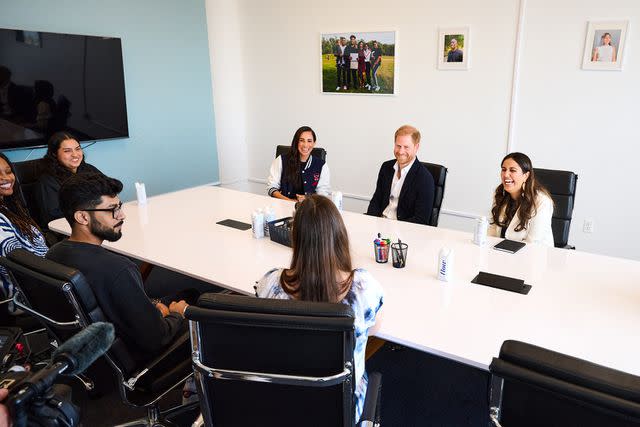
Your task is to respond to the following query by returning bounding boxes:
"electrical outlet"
[583,219,594,233]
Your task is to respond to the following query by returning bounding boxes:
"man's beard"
[90,220,123,242]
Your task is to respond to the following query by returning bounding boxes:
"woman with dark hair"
[256,195,384,423]
[488,152,554,246]
[267,126,330,202]
[36,132,101,227]
[0,153,48,308]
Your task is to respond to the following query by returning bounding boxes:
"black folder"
[493,239,526,254]
[471,271,531,295]
[216,219,252,231]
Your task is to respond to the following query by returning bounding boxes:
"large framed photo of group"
[438,27,470,70]
[321,31,396,95]
[582,21,629,71]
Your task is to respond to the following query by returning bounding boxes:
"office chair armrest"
[125,332,191,392]
[359,371,382,427]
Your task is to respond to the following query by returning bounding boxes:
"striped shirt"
[0,212,48,299]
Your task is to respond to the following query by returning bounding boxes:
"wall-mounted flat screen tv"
[0,28,129,150]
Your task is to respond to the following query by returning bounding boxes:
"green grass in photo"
[322,55,395,94]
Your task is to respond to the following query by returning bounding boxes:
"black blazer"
[366,158,435,225]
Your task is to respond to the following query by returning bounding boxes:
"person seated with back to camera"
[256,194,384,424]
[366,125,435,225]
[488,152,554,246]
[36,132,102,229]
[0,152,48,324]
[267,126,330,202]
[45,172,195,364]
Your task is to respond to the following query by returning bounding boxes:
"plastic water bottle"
[437,248,454,282]
[263,207,276,237]
[331,191,343,211]
[252,209,264,239]
[474,216,489,246]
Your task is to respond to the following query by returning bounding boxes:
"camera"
[0,322,115,427]
[1,369,79,427]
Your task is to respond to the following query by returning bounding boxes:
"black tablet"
[493,239,526,254]
[216,219,252,231]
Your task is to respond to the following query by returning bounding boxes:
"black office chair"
[421,162,448,227]
[533,168,578,249]
[489,340,640,427]
[13,158,48,227]
[186,293,382,427]
[0,249,195,426]
[275,144,327,161]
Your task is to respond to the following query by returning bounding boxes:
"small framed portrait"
[321,31,396,95]
[582,21,629,71]
[438,27,469,70]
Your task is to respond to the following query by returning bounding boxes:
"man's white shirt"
[382,158,416,220]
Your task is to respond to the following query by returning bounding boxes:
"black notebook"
[471,271,531,295]
[493,239,526,254]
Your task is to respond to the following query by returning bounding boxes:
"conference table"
[49,185,640,376]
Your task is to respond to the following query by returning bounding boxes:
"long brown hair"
[284,126,316,191]
[491,152,552,232]
[281,194,353,303]
[0,153,40,240]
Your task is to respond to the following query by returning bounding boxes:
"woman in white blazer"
[488,152,555,247]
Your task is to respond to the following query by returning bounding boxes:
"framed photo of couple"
[582,21,629,71]
[438,27,470,70]
[320,31,396,95]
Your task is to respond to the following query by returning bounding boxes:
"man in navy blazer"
[366,125,435,225]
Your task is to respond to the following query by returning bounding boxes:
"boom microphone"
[8,322,115,413]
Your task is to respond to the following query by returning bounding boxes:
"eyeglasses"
[83,201,123,219]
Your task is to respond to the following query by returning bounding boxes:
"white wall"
[206,0,249,184]
[515,0,640,259]
[209,0,640,260]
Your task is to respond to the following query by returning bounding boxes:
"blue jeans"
[371,62,380,87]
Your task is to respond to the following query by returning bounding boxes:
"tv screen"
[0,28,129,150]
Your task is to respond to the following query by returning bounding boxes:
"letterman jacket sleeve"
[267,156,283,197]
[315,163,331,196]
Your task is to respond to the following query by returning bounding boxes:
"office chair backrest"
[489,340,640,427]
[187,293,356,427]
[533,168,578,248]
[0,249,138,376]
[275,144,327,161]
[13,158,48,227]
[421,162,448,227]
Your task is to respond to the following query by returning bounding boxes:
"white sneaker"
[375,86,380,92]
[336,86,341,91]
[343,85,347,90]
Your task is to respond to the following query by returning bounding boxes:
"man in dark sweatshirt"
[47,173,187,363]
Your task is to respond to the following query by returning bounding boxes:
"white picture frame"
[438,27,470,70]
[582,21,629,71]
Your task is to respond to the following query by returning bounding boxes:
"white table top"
[49,185,640,375]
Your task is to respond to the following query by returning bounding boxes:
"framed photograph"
[582,21,629,71]
[321,31,396,95]
[438,27,469,70]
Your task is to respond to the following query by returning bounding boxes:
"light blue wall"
[0,0,218,200]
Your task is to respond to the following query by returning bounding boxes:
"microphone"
[52,322,115,375]
[8,322,115,411]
